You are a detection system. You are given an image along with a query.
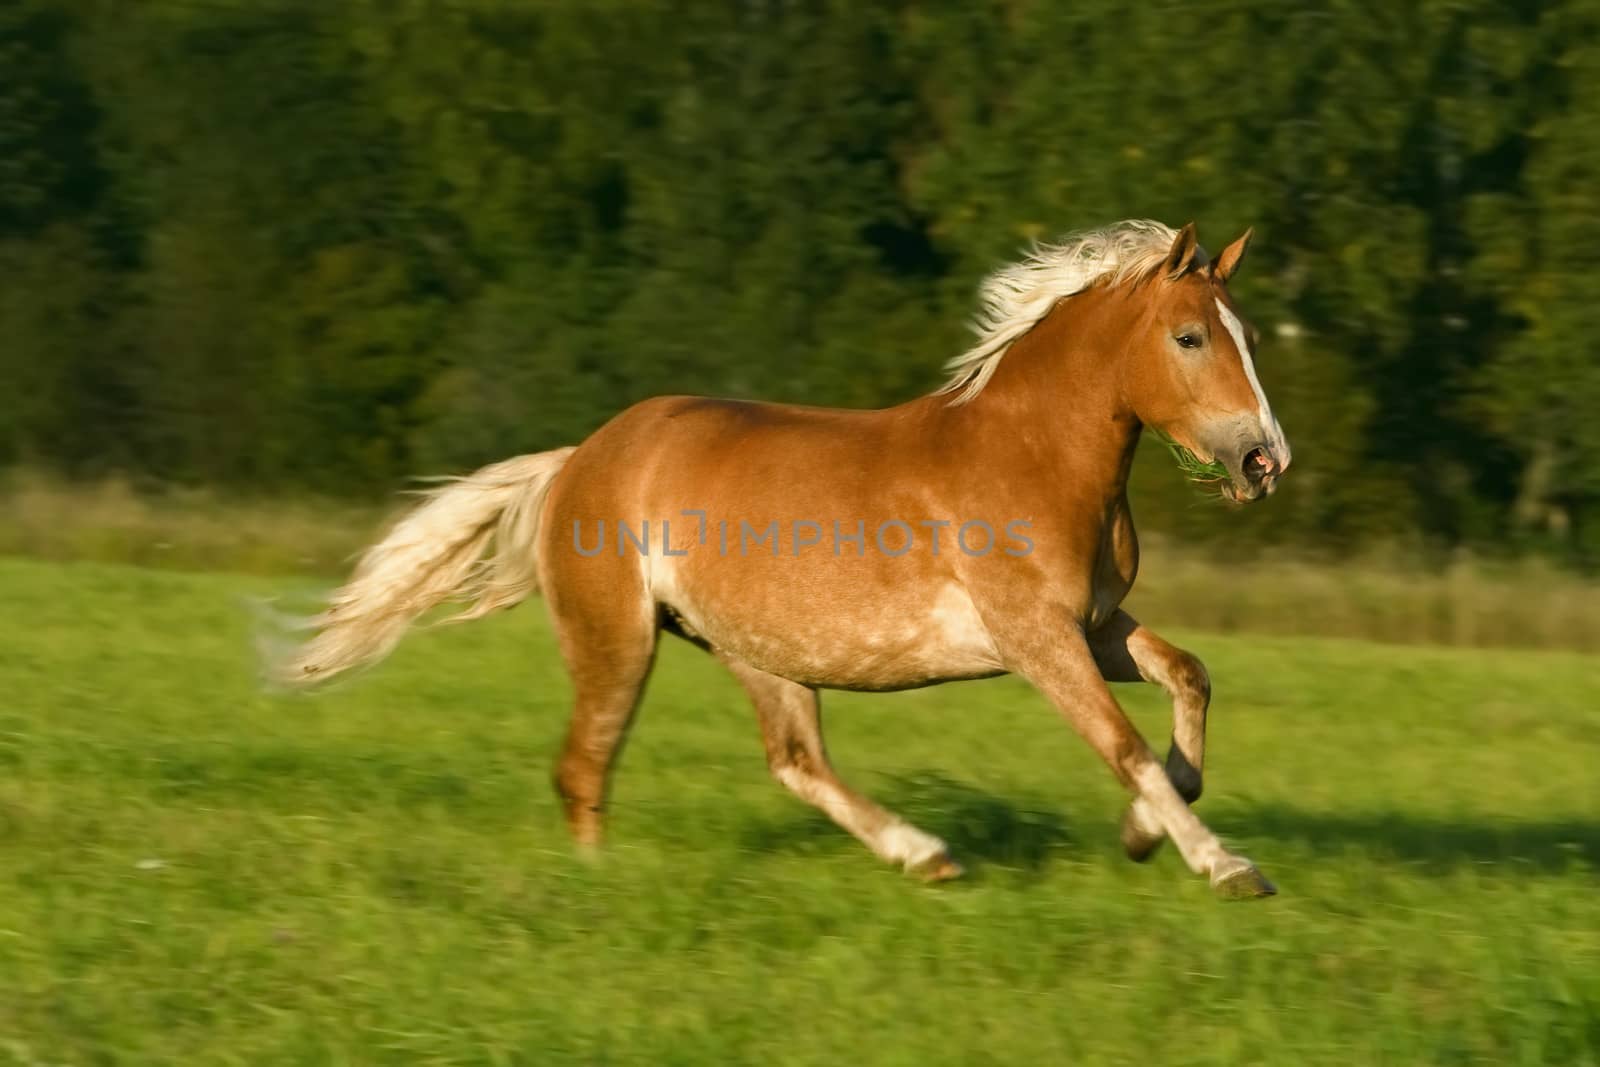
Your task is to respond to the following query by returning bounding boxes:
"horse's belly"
[657,567,1004,691]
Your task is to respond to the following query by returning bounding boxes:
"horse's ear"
[1164,222,1201,278]
[1213,227,1254,284]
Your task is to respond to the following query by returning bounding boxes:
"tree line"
[2,0,1597,561]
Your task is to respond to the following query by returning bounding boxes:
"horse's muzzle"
[1227,439,1290,502]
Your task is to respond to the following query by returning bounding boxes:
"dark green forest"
[4,0,1599,559]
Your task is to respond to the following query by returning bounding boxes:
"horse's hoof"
[1120,807,1165,863]
[1210,858,1277,900]
[909,853,966,883]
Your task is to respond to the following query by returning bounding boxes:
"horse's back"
[606,393,892,446]
[552,393,905,509]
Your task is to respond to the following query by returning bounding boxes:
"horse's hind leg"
[1089,610,1210,862]
[723,656,962,881]
[548,589,658,849]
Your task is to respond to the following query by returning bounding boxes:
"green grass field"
[2,556,1597,1065]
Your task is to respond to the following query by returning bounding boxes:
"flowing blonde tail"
[275,447,576,688]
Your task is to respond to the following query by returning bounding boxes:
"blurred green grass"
[0,556,1596,1064]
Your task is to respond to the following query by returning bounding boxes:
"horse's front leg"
[1003,621,1271,898]
[1088,610,1209,862]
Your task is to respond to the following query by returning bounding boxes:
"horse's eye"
[1175,333,1202,349]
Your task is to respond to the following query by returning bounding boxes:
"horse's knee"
[1105,730,1161,792]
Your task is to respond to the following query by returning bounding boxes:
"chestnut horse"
[280,220,1291,899]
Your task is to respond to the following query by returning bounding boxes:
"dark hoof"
[1120,807,1165,863]
[1210,859,1277,900]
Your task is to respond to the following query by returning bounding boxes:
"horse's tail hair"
[272,446,577,689]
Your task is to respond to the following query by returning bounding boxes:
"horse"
[278,219,1291,899]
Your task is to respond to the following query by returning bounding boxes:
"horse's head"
[1124,223,1290,502]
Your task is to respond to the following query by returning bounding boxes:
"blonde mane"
[936,219,1180,404]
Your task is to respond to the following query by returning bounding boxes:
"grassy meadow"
[0,554,1596,1064]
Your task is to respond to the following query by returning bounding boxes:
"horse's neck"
[921,307,1143,509]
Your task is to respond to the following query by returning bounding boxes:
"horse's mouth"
[1170,424,1288,503]
[1230,445,1279,502]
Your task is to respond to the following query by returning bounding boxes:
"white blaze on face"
[1215,297,1291,469]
